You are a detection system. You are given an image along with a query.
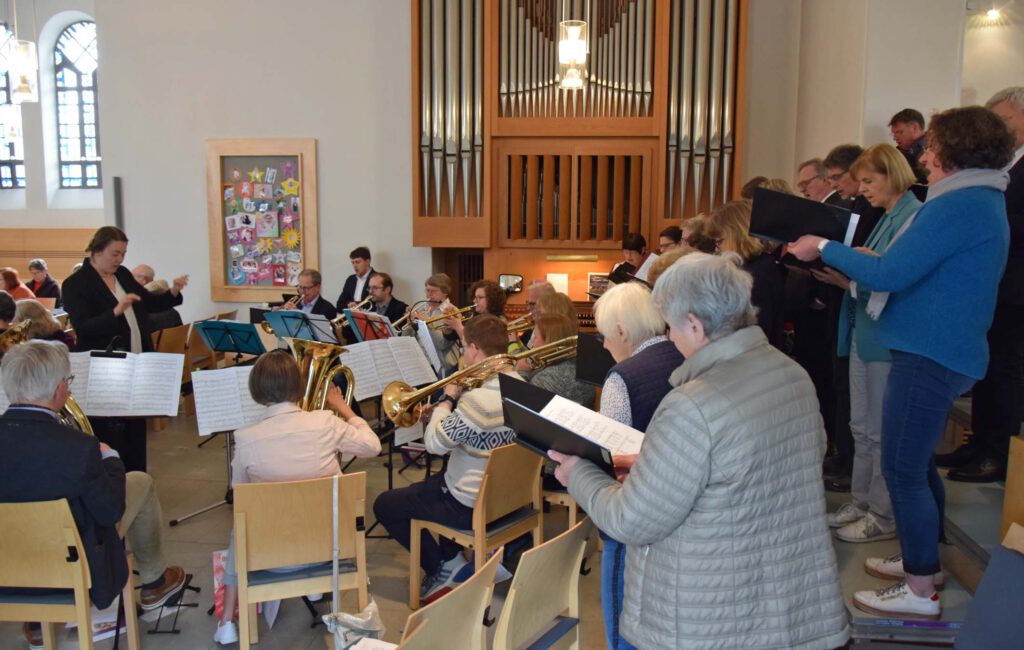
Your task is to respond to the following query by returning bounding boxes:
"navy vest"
[607,339,684,431]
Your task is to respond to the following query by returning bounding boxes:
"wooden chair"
[544,488,582,530]
[185,320,217,371]
[493,519,594,650]
[409,444,543,609]
[397,549,502,650]
[216,309,238,321]
[233,473,368,650]
[0,499,141,650]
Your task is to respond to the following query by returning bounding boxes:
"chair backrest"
[479,443,543,524]
[0,499,90,591]
[154,323,189,355]
[399,549,502,650]
[233,473,365,572]
[492,519,593,650]
[185,321,216,369]
[216,310,238,321]
[35,297,56,310]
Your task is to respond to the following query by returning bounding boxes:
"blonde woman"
[14,299,75,350]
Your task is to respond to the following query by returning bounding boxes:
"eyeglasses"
[796,178,816,190]
[296,284,316,292]
[827,172,847,183]
[65,374,75,387]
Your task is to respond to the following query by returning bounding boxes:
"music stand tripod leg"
[170,431,234,526]
[365,400,395,539]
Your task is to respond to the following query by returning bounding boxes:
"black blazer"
[376,297,409,325]
[744,252,787,351]
[30,275,62,307]
[307,295,338,320]
[999,156,1024,305]
[335,268,374,312]
[61,259,182,352]
[0,408,128,608]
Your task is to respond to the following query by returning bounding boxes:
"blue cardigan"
[823,185,1008,379]
[837,191,921,362]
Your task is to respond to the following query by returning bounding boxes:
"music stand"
[263,310,338,343]
[344,309,395,342]
[169,327,262,527]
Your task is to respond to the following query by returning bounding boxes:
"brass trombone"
[282,337,355,410]
[506,313,533,334]
[382,335,577,427]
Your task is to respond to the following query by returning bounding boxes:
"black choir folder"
[750,187,861,270]
[575,332,616,386]
[499,374,644,478]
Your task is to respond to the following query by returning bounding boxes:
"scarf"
[863,168,1009,320]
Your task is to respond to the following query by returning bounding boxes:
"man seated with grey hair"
[131,264,183,331]
[0,341,186,649]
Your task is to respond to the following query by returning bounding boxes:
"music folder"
[194,320,266,356]
[499,375,616,477]
[750,187,861,270]
[575,332,616,386]
[607,264,652,288]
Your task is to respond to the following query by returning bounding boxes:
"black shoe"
[947,457,1006,483]
[822,457,849,478]
[825,475,852,493]
[934,445,977,469]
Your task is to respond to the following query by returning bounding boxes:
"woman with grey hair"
[549,253,848,650]
[27,258,61,307]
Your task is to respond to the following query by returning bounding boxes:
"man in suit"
[942,87,1024,482]
[367,272,408,325]
[797,157,849,206]
[334,246,375,311]
[292,269,338,320]
[0,340,186,648]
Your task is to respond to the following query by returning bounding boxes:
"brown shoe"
[140,566,186,611]
[22,622,43,650]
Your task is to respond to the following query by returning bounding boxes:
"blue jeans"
[600,535,636,650]
[882,351,974,576]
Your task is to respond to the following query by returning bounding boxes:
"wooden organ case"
[411,0,748,300]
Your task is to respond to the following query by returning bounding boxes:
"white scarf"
[863,168,1010,320]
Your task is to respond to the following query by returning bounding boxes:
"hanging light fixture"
[558,1,589,90]
[5,0,38,104]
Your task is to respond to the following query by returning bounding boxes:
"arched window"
[0,23,26,189]
[54,20,99,188]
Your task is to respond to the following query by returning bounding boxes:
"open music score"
[414,320,443,373]
[342,337,438,402]
[539,395,644,455]
[191,366,268,436]
[60,352,184,417]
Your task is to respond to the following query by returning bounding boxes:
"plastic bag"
[323,598,386,650]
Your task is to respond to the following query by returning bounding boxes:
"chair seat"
[0,589,75,605]
[445,506,539,537]
[526,615,579,650]
[247,560,355,587]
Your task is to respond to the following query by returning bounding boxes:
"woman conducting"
[818,144,921,544]
[549,253,848,650]
[790,106,1014,619]
[215,350,381,644]
[590,281,682,650]
[61,226,188,471]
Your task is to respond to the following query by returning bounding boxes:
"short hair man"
[796,158,836,203]
[944,87,1024,482]
[367,272,408,325]
[335,246,375,310]
[822,144,863,203]
[291,269,338,320]
[0,341,186,648]
[889,108,928,182]
[373,315,516,605]
[131,264,156,287]
[658,225,683,252]
[617,232,653,279]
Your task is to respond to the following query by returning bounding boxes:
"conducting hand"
[788,235,826,261]
[113,293,141,316]
[548,450,581,487]
[810,267,851,290]
[170,275,189,296]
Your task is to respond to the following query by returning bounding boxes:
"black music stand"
[263,309,338,343]
[170,329,261,527]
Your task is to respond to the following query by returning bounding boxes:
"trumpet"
[506,313,533,334]
[420,305,474,329]
[382,335,577,427]
[352,296,372,311]
[282,337,355,410]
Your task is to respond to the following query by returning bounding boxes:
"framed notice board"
[206,138,318,302]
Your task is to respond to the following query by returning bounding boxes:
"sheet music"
[843,212,861,246]
[0,369,9,412]
[350,639,398,650]
[306,313,338,344]
[233,365,268,426]
[390,337,438,386]
[415,320,443,373]
[394,421,424,446]
[129,353,183,416]
[69,352,93,411]
[341,342,381,401]
[539,394,645,455]
[192,368,244,436]
[369,339,403,385]
[634,253,660,282]
[84,356,137,416]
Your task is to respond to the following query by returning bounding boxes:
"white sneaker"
[214,620,239,645]
[827,502,866,528]
[864,553,945,587]
[305,592,323,602]
[835,512,897,543]
[853,581,940,620]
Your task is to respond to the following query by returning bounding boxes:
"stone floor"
[0,408,967,649]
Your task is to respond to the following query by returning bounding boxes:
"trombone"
[506,313,533,334]
[381,335,577,427]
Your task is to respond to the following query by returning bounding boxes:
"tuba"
[282,337,356,411]
[1,321,94,434]
[382,335,577,427]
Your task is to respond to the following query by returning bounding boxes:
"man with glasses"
[367,272,408,326]
[889,108,928,181]
[287,269,337,320]
[0,341,187,649]
[796,158,844,205]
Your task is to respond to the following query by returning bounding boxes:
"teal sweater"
[823,185,1008,379]
[837,191,921,362]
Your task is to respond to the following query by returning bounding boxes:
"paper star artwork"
[272,251,287,264]
[280,177,300,196]
[282,228,301,249]
[248,167,264,183]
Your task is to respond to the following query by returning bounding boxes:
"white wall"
[962,0,1024,106]
[95,0,430,322]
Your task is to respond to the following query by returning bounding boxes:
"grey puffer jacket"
[568,327,849,650]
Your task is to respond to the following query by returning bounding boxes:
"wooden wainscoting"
[0,228,94,283]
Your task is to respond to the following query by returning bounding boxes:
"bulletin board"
[205,138,318,302]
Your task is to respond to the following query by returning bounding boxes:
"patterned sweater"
[425,371,518,508]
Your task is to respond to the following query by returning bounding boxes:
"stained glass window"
[55,20,100,188]
[0,23,26,189]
